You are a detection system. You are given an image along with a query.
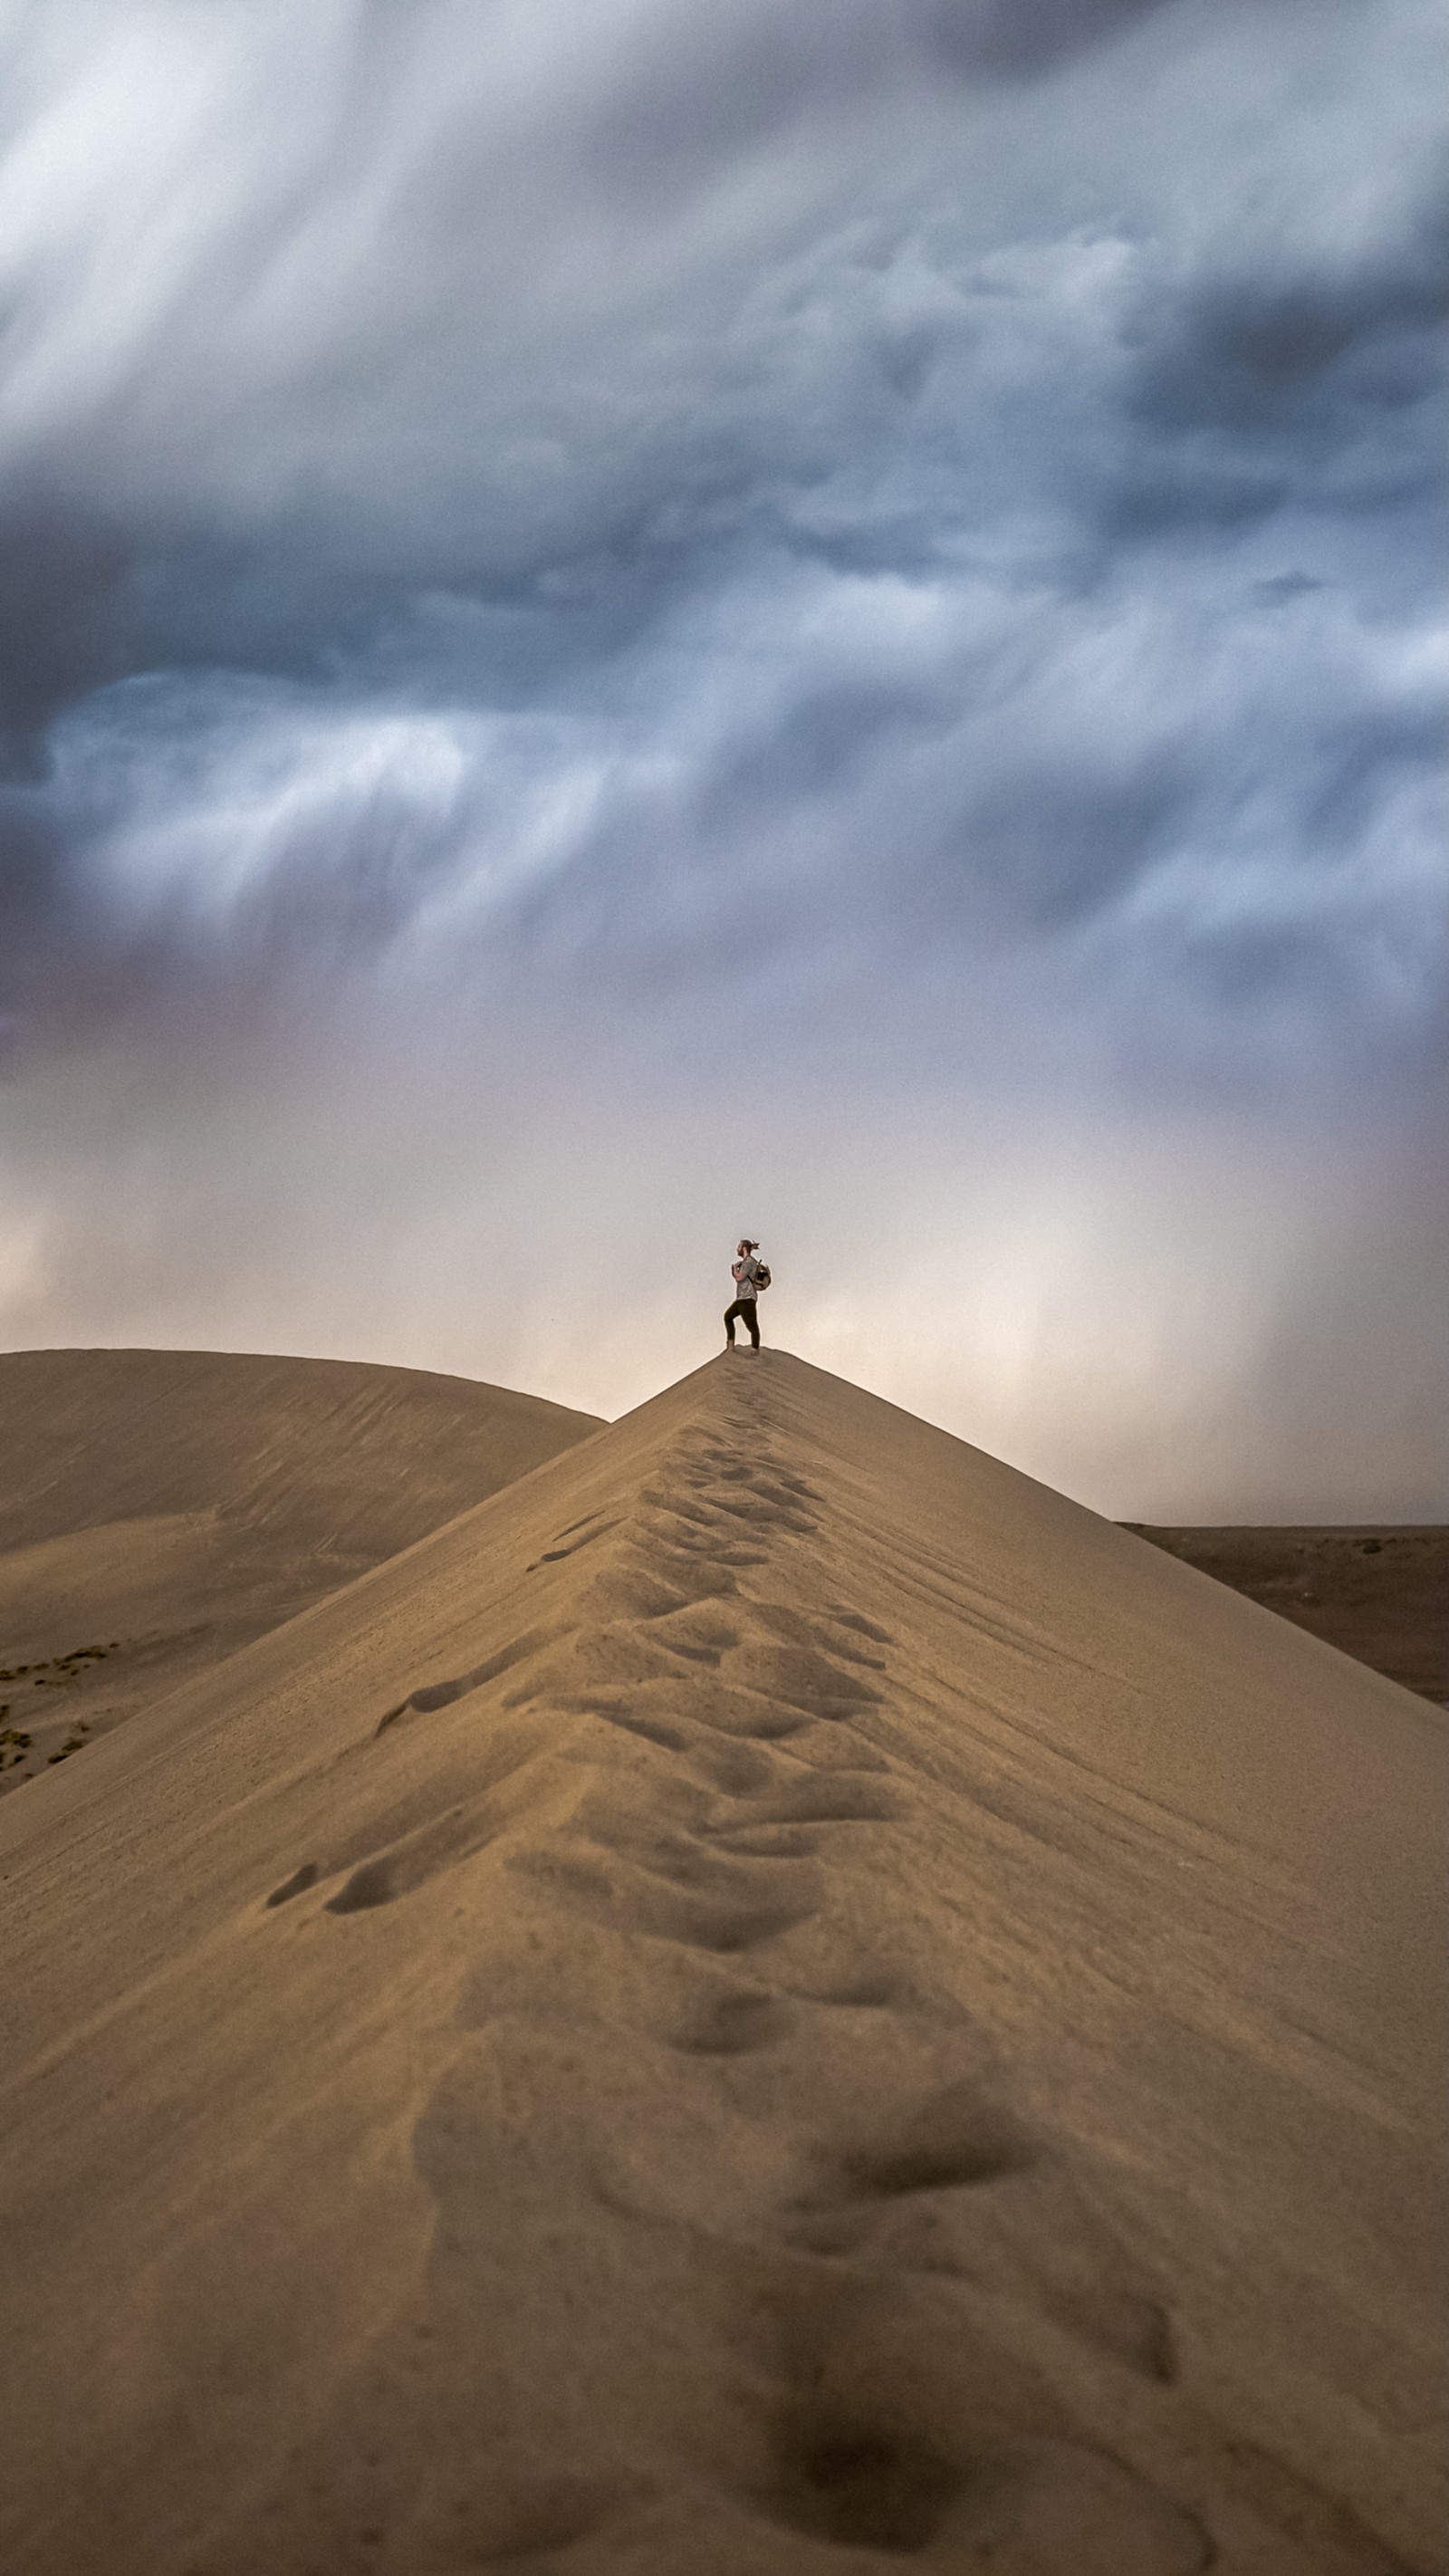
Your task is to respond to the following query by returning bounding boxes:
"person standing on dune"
[724,1238,768,1350]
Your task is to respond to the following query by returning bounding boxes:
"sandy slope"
[0,1350,1443,2575]
[0,1349,601,1787]
[1124,1526,1448,1708]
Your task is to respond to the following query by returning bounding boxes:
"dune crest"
[1,1350,1442,2572]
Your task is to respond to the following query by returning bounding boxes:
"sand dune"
[0,1349,601,1788]
[1,1350,1443,2573]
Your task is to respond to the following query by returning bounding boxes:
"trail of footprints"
[257,1372,1405,2573]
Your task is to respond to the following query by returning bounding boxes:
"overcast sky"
[1,0,1444,1516]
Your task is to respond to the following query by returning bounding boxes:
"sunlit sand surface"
[1,1350,1442,2572]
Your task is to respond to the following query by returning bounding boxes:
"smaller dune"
[0,1349,602,1789]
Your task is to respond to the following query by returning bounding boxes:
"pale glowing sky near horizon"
[1,0,1444,1518]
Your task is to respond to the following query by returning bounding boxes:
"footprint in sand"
[650,1607,741,1669]
[268,1791,510,1921]
[375,1626,550,1732]
[506,1842,818,1956]
[825,1602,896,1646]
[325,1856,397,1913]
[837,2079,1037,2196]
[705,1771,900,1831]
[785,2076,1189,2398]
[779,2081,1035,2261]
[591,1705,694,1754]
[736,2162,1211,2572]
[753,2414,1211,2571]
[532,1515,618,1567]
[662,1983,795,2056]
[264,1861,319,1908]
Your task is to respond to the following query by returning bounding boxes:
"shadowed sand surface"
[1,1350,1444,2573]
[1122,1527,1448,1709]
[0,1349,602,1789]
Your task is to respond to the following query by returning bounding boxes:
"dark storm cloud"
[573,0,1176,199]
[1130,213,1447,438]
[931,0,1170,70]
[1108,200,1447,554]
[0,798,72,1069]
[0,0,1442,1110]
[0,495,134,776]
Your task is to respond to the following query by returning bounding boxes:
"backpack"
[753,1264,772,1292]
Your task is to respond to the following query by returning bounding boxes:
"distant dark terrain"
[1122,1525,1447,1707]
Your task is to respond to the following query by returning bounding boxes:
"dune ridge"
[1,1350,1443,2572]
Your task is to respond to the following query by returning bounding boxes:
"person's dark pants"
[724,1299,760,1349]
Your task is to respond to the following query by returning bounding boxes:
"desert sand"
[0,1349,601,1789]
[1123,1526,1447,1709]
[1,1350,1443,2573]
